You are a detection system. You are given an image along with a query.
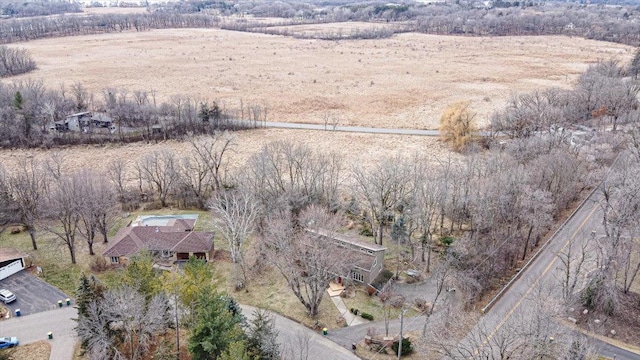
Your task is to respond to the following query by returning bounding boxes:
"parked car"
[0,337,18,348]
[0,289,16,304]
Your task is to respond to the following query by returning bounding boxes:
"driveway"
[0,306,77,360]
[0,271,70,317]
[240,304,359,360]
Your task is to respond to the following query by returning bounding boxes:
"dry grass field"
[8,28,633,129]
[0,129,446,176]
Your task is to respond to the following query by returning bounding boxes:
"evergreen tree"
[123,251,162,301]
[220,341,253,360]
[188,292,245,360]
[246,309,280,360]
[13,92,22,110]
[630,47,640,79]
[391,216,408,244]
[75,273,105,318]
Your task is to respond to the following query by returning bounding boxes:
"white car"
[0,289,16,304]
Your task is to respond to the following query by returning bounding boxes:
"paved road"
[328,314,426,352]
[465,189,640,360]
[0,271,70,316]
[232,119,441,136]
[0,306,77,360]
[240,304,359,360]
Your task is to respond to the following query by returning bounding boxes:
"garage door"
[0,259,24,280]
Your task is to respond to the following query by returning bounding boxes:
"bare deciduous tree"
[209,190,260,289]
[137,149,179,207]
[260,205,354,318]
[106,158,129,205]
[7,157,47,250]
[76,170,118,254]
[352,156,413,245]
[180,133,235,209]
[76,286,171,360]
[43,173,82,264]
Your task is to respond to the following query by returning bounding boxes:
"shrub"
[0,46,36,77]
[90,256,109,272]
[391,338,413,356]
[360,312,374,321]
[440,236,454,247]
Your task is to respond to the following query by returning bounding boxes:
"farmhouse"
[102,214,214,266]
[309,229,386,284]
[50,111,113,132]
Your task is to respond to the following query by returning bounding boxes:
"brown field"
[268,21,407,36]
[81,6,149,15]
[0,129,446,176]
[8,29,633,129]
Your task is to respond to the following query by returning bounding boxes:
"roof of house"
[0,248,27,263]
[307,228,386,252]
[103,226,213,258]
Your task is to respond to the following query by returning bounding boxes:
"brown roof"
[103,226,213,257]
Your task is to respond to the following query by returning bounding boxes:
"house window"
[110,257,119,264]
[351,271,365,283]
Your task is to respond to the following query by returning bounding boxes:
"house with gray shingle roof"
[102,215,214,266]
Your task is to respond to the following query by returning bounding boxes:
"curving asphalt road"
[0,306,77,360]
[466,189,640,360]
[240,304,359,360]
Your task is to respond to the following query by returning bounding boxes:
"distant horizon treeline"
[1,1,640,46]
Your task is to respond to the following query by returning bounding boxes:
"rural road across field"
[465,188,640,360]
[232,119,441,136]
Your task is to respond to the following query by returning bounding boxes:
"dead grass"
[0,130,447,185]
[7,29,633,129]
[216,258,342,330]
[570,290,640,349]
[9,340,51,360]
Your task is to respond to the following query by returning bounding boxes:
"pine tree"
[123,251,162,301]
[75,273,105,318]
[188,293,245,360]
[220,341,253,360]
[246,309,281,360]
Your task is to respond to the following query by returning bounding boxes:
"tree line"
[0,0,81,18]
[1,1,640,47]
[0,80,264,148]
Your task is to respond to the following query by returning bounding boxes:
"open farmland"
[7,28,633,129]
[0,129,446,179]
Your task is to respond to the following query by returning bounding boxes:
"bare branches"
[260,205,353,318]
[210,190,260,289]
[137,149,179,207]
[351,156,414,245]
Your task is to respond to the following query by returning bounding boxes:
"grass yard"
[5,340,51,360]
[215,258,342,330]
